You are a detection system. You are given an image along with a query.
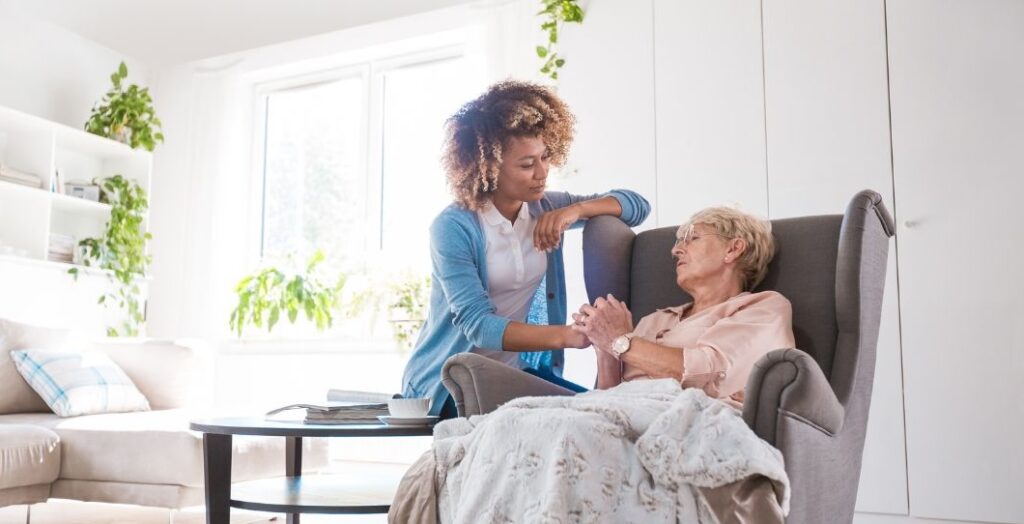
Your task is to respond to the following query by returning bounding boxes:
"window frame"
[249,44,467,267]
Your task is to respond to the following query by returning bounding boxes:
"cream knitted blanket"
[431,379,789,523]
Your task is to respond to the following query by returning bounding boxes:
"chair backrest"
[583,190,894,410]
[627,215,843,380]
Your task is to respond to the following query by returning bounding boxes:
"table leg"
[286,436,302,524]
[202,433,232,524]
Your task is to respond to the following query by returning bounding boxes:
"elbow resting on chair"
[743,348,845,443]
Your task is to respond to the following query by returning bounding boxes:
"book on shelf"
[47,233,76,263]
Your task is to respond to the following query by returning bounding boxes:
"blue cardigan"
[400,189,651,415]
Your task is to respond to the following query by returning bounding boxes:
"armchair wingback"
[442,190,894,523]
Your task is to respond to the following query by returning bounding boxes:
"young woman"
[401,80,651,418]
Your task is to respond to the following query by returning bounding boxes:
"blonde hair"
[441,80,576,210]
[679,207,776,291]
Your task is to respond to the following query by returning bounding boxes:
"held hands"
[534,204,582,252]
[562,326,591,349]
[571,294,634,353]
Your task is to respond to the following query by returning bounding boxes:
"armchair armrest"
[442,353,575,417]
[743,348,845,444]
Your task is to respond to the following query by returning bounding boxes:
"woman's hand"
[571,294,634,352]
[561,325,591,349]
[534,204,582,252]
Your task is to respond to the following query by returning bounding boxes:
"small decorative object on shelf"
[70,174,152,336]
[64,180,101,202]
[84,61,164,151]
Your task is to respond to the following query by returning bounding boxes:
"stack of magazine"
[266,390,401,425]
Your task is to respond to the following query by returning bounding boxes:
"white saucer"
[378,415,439,427]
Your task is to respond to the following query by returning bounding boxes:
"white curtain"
[147,58,251,339]
[467,0,549,85]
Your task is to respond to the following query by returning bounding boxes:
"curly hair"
[442,80,576,210]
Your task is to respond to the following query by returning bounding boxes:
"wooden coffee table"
[190,417,433,524]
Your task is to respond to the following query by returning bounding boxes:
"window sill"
[218,336,400,355]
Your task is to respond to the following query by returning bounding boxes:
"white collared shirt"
[472,200,547,367]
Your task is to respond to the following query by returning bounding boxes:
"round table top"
[189,416,435,437]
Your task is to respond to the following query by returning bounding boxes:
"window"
[254,45,484,337]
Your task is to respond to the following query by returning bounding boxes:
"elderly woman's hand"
[571,294,634,352]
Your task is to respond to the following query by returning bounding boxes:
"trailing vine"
[70,175,152,336]
[536,0,585,80]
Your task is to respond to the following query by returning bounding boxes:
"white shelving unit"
[0,104,152,270]
[0,103,152,335]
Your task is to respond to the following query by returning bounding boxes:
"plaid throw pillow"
[11,349,150,417]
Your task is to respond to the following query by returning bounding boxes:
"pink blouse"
[624,291,795,409]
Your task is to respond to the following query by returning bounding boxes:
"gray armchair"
[441,190,894,524]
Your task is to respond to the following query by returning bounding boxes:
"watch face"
[613,335,629,355]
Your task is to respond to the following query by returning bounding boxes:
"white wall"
[0,2,150,129]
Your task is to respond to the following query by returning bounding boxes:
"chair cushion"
[0,318,71,414]
[0,424,60,490]
[0,410,328,486]
[11,349,151,417]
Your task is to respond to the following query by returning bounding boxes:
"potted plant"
[84,61,164,151]
[229,251,345,337]
[70,175,151,336]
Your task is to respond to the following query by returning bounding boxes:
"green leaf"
[536,46,548,58]
[118,61,128,78]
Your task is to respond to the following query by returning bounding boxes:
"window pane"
[379,58,483,271]
[262,77,365,270]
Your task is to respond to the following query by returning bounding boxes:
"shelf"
[53,124,148,162]
[230,472,404,514]
[0,254,110,278]
[0,254,153,282]
[51,192,111,217]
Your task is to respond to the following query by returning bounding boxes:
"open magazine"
[266,390,403,424]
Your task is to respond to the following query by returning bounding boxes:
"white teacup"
[387,398,431,418]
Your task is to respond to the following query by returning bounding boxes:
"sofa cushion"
[11,349,151,417]
[0,318,70,414]
[0,410,328,487]
[0,424,60,490]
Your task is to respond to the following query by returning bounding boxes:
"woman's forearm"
[501,322,576,351]
[619,338,684,380]
[574,196,622,219]
[595,349,623,389]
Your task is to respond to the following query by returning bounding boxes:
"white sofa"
[0,338,328,510]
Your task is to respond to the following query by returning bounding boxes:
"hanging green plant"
[536,0,585,80]
[85,61,164,151]
[69,175,152,336]
[229,251,345,337]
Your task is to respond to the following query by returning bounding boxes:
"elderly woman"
[401,80,651,419]
[572,206,794,409]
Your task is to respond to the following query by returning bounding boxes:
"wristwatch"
[611,333,635,359]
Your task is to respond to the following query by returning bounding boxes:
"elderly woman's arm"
[577,292,795,399]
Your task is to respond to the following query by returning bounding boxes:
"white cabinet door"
[760,0,908,515]
[559,0,659,386]
[888,0,1024,522]
[653,0,769,221]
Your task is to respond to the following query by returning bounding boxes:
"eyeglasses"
[674,226,729,249]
